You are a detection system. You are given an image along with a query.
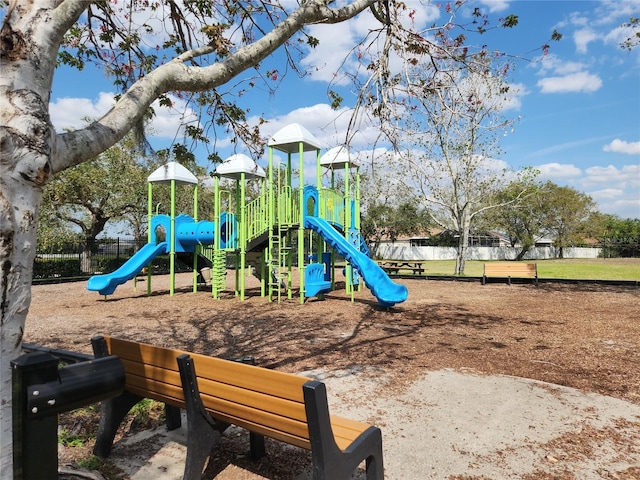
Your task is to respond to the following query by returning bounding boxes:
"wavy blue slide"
[304,216,408,307]
[87,242,168,296]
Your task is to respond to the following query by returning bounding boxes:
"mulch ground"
[23,265,640,478]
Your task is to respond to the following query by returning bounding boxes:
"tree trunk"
[515,243,532,261]
[0,173,47,477]
[1,12,58,471]
[80,249,93,274]
[455,235,467,275]
[455,218,470,275]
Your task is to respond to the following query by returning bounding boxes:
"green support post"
[240,172,246,301]
[169,178,176,296]
[213,175,221,299]
[193,183,198,293]
[147,181,153,295]
[298,143,305,304]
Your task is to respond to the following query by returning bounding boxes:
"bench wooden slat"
[198,391,310,447]
[190,351,309,401]
[119,368,185,407]
[109,338,309,402]
[197,377,307,421]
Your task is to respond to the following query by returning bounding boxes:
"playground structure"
[88,124,408,306]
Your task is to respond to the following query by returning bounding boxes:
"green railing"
[246,191,269,243]
[277,187,298,225]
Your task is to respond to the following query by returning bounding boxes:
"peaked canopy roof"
[267,123,321,153]
[215,153,266,180]
[320,145,358,169]
[147,162,198,185]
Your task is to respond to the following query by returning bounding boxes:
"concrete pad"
[104,369,640,479]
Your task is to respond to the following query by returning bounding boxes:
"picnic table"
[378,261,425,276]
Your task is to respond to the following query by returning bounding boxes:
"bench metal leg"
[250,432,266,459]
[91,336,182,457]
[93,391,143,457]
[91,336,144,457]
[165,404,182,430]
[177,354,229,480]
[303,380,384,480]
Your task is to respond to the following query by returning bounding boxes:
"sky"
[46,0,640,219]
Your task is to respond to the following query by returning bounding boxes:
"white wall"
[377,244,601,261]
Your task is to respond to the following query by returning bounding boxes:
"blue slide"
[87,242,168,296]
[304,216,408,307]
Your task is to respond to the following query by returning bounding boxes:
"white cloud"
[301,21,362,84]
[537,162,582,179]
[253,103,385,152]
[148,95,200,139]
[478,0,511,13]
[590,188,623,200]
[50,92,116,132]
[534,55,587,76]
[537,163,640,218]
[50,92,198,140]
[584,164,640,186]
[573,28,598,54]
[301,0,441,84]
[500,82,528,111]
[603,139,640,155]
[537,72,603,93]
[582,164,640,217]
[590,188,640,218]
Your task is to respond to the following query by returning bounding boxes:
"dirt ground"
[23,263,640,479]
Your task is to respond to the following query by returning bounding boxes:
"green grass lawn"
[401,258,640,281]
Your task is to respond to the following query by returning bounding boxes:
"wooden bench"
[482,262,538,286]
[91,336,383,480]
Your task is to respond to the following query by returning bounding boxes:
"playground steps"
[268,225,293,302]
[211,251,226,297]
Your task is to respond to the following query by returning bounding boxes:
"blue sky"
[46,0,640,219]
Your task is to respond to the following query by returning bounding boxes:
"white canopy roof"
[215,153,266,180]
[147,162,198,185]
[267,123,321,153]
[320,146,358,169]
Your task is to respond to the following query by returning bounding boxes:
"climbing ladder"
[211,250,227,299]
[267,224,292,302]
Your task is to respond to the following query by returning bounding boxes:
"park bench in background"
[91,336,383,480]
[482,262,538,286]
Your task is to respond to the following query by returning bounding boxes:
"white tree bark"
[0,0,376,475]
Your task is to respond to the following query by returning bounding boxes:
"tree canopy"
[392,58,537,274]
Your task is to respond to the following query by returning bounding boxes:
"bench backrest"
[103,336,369,451]
[484,263,537,277]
